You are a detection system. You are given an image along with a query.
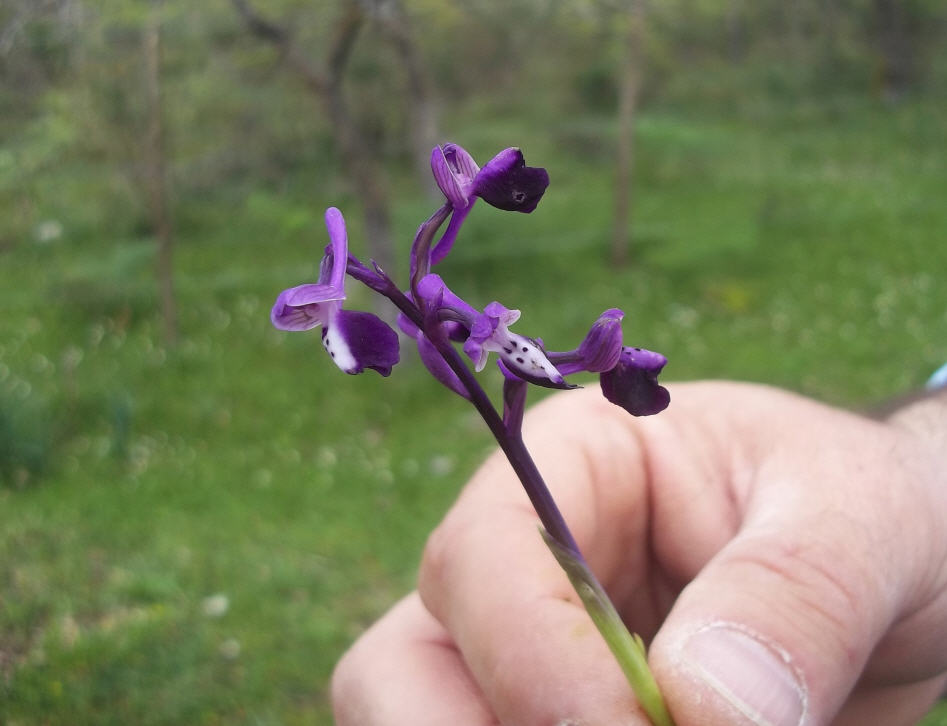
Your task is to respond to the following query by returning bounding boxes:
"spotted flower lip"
[409,275,571,390]
[462,301,570,389]
[270,207,400,376]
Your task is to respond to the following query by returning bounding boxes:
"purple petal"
[272,207,349,332]
[462,336,489,371]
[320,207,348,290]
[599,347,670,416]
[416,274,480,322]
[578,309,624,371]
[324,309,400,376]
[463,302,523,372]
[415,333,469,399]
[396,311,420,338]
[399,310,469,398]
[271,284,342,331]
[473,148,550,213]
[431,144,480,208]
[430,203,473,266]
[550,308,625,375]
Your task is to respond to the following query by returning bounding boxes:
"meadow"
[2,94,947,724]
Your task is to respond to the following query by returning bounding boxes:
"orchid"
[427,144,550,268]
[270,207,399,376]
[270,143,674,726]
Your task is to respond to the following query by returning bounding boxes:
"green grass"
[3,93,947,723]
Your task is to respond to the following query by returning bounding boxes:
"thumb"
[647,449,913,726]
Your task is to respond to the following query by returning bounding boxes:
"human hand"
[331,381,947,725]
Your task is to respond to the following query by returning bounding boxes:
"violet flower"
[428,144,550,266]
[271,207,399,376]
[547,309,670,416]
[431,143,550,213]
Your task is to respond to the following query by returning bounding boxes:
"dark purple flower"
[473,147,550,213]
[271,207,400,376]
[431,144,550,214]
[600,347,670,416]
[429,144,550,266]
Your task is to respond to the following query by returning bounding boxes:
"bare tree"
[143,0,178,344]
[611,1,645,268]
[872,0,914,100]
[359,0,439,196]
[233,0,438,276]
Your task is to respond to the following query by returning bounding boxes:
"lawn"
[2,94,946,724]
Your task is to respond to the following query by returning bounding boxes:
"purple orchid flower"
[409,274,570,390]
[546,309,670,416]
[429,144,550,266]
[431,143,550,213]
[271,207,400,376]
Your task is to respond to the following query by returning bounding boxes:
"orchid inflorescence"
[270,143,675,726]
[271,143,668,418]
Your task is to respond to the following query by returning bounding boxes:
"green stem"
[542,531,676,726]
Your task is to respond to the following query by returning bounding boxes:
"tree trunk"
[233,0,403,282]
[143,1,178,345]
[369,0,439,196]
[611,4,644,268]
[873,0,914,101]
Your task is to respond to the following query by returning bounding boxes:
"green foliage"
[0,386,53,488]
[3,91,947,721]
[2,1,947,722]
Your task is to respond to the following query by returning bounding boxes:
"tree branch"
[230,0,328,94]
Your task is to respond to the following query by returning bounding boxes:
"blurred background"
[2,0,946,723]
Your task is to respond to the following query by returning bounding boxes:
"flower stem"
[542,531,676,726]
[348,261,674,726]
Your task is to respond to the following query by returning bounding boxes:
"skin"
[331,381,947,726]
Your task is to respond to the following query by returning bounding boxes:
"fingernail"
[680,622,807,726]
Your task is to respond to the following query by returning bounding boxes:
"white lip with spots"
[322,324,357,373]
[501,333,562,381]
